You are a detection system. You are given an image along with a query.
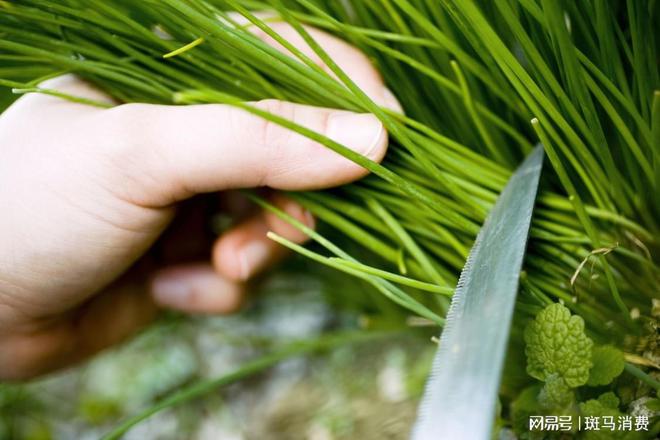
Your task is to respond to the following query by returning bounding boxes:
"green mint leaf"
[588,345,625,386]
[539,374,575,410]
[524,303,593,387]
[596,391,620,409]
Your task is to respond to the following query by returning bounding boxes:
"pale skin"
[0,22,399,380]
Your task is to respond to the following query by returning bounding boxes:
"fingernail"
[282,199,316,229]
[152,268,223,307]
[382,87,403,113]
[152,267,243,313]
[153,277,189,306]
[238,241,271,280]
[327,112,385,159]
[303,209,316,229]
[153,271,227,308]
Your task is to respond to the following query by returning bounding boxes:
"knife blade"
[411,145,544,440]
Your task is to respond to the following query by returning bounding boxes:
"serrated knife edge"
[411,145,544,440]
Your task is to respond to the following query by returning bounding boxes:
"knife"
[411,145,544,439]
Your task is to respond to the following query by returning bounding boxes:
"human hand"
[0,22,398,380]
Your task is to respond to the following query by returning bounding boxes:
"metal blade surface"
[412,145,544,440]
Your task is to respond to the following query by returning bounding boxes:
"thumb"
[91,99,387,207]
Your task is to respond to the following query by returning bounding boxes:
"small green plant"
[524,303,593,389]
[521,303,658,438]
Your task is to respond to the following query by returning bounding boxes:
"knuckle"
[250,100,298,185]
[88,103,165,204]
[253,99,295,149]
[96,103,150,155]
